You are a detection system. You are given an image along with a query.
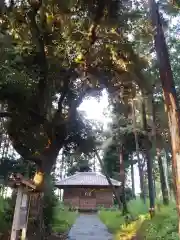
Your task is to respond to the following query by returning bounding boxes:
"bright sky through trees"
[79,90,141,194]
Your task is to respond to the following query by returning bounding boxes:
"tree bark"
[119,145,128,215]
[27,139,63,239]
[151,95,169,204]
[149,0,180,232]
[129,154,136,199]
[131,99,146,203]
[142,95,155,215]
[163,149,171,199]
[157,150,169,205]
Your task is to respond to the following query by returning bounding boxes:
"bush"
[0,196,13,233]
[137,202,178,240]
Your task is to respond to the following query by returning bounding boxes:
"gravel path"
[67,214,113,240]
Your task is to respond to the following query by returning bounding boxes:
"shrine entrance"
[79,189,96,210]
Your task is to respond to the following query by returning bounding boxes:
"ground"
[68,213,113,240]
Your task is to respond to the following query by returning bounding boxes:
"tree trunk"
[149,0,180,232]
[151,93,169,204]
[131,99,146,203]
[130,155,136,199]
[94,150,122,209]
[142,95,155,216]
[119,145,128,215]
[157,150,169,205]
[163,149,171,199]
[27,141,62,239]
[59,152,65,200]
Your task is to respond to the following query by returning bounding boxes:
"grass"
[137,201,178,240]
[51,202,78,233]
[0,196,78,235]
[99,198,179,240]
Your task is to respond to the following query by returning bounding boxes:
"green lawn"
[99,199,179,240]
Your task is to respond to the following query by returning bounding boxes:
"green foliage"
[0,157,36,182]
[99,210,125,234]
[67,157,92,176]
[0,196,13,233]
[99,198,148,234]
[128,198,149,217]
[51,202,78,233]
[99,199,178,240]
[137,202,178,240]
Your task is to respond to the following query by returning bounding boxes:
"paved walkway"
[67,214,113,240]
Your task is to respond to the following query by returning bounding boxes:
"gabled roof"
[55,172,121,188]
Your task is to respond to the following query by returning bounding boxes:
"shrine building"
[55,172,121,210]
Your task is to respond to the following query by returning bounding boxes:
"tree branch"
[27,2,48,115]
[58,78,71,111]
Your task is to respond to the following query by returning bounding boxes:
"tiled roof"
[55,172,121,187]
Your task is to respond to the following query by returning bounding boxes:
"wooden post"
[10,187,23,240]
[20,192,29,240]
[9,174,37,240]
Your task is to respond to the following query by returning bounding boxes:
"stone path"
[67,214,113,240]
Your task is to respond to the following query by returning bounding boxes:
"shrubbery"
[99,198,178,240]
[0,196,13,234]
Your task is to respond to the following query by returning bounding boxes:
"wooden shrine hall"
[55,172,121,210]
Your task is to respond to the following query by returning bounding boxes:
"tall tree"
[141,93,155,216]
[149,0,180,232]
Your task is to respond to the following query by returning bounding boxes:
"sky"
[79,89,141,194]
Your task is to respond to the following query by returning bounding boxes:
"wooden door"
[79,189,96,210]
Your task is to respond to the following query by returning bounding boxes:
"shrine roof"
[55,172,121,188]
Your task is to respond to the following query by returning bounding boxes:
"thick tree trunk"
[119,146,128,215]
[151,92,169,204]
[27,140,62,239]
[95,150,122,209]
[142,95,155,216]
[131,99,146,202]
[149,0,180,233]
[157,150,169,205]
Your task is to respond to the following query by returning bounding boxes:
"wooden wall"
[63,187,113,209]
[95,188,113,208]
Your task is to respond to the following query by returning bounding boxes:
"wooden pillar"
[10,187,23,240]
[10,187,29,240]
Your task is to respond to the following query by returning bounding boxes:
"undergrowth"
[137,201,178,240]
[0,195,77,235]
[51,202,78,233]
[99,198,178,240]
[0,196,13,234]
